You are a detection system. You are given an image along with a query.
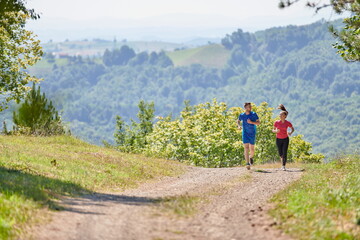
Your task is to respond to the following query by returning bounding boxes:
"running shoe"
[281,166,286,171]
[246,162,251,170]
[250,158,254,165]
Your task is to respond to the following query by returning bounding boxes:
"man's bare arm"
[237,119,242,129]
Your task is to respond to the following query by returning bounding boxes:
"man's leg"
[249,144,255,159]
[243,143,250,164]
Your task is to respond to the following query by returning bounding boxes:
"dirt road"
[34,166,303,240]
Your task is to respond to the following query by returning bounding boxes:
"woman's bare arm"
[272,127,279,133]
[288,126,295,136]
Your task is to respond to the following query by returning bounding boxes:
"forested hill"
[5,19,359,156]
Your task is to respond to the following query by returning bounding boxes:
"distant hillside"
[1,20,359,156]
[167,44,230,68]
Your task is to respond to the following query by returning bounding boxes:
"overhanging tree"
[0,0,43,111]
[331,14,360,61]
[0,0,39,18]
[279,0,360,62]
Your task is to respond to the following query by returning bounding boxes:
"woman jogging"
[237,102,260,170]
[272,104,294,171]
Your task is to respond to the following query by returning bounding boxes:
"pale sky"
[28,0,334,21]
[26,0,341,42]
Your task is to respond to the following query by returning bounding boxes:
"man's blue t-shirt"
[238,111,259,136]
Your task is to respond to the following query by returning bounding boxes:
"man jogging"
[237,102,260,169]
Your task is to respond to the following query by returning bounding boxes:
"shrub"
[145,99,323,167]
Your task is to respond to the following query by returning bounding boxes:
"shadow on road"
[0,166,159,215]
[60,192,162,215]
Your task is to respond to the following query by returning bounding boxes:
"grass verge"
[269,154,360,240]
[0,135,184,239]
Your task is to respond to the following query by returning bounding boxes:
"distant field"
[29,42,230,76]
[166,44,230,68]
[41,40,186,57]
[29,58,69,76]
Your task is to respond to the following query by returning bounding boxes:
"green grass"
[155,194,202,217]
[270,154,360,240]
[0,135,184,239]
[166,44,230,68]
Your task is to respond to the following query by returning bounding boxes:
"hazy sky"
[28,0,334,21]
[27,0,341,42]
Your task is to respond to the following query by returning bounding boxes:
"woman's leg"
[282,137,290,166]
[276,138,284,162]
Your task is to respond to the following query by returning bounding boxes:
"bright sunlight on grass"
[270,154,360,240]
[0,135,184,239]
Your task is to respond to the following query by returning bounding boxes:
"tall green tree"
[0,2,43,111]
[114,115,126,145]
[102,46,136,66]
[279,0,360,61]
[13,83,65,135]
[137,100,155,138]
[114,100,155,151]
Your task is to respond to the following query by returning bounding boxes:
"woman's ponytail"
[278,104,288,116]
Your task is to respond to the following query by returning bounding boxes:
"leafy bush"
[145,100,243,167]
[288,135,324,163]
[144,99,324,167]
